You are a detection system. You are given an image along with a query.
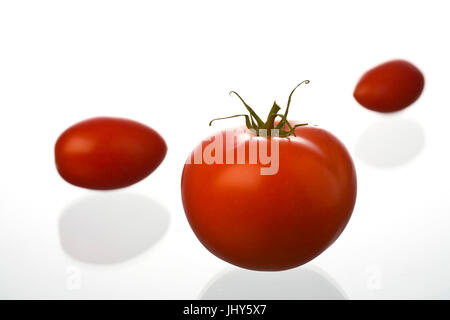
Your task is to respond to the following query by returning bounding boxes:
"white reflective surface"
[200,266,347,300]
[355,117,425,168]
[1,0,450,299]
[59,193,170,264]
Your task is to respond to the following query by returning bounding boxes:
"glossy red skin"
[181,125,357,271]
[55,117,166,190]
[354,59,424,112]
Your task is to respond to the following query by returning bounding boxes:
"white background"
[1,0,449,299]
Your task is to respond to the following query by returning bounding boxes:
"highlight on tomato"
[181,82,357,271]
[353,59,425,113]
[55,117,167,190]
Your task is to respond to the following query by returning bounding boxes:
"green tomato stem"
[210,81,310,137]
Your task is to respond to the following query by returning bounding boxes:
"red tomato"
[55,117,166,190]
[181,84,357,271]
[354,59,424,112]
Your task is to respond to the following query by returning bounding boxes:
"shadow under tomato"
[59,193,170,265]
[200,266,347,300]
[355,117,425,168]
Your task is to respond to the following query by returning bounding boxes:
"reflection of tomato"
[55,117,166,190]
[181,124,357,271]
[354,59,424,113]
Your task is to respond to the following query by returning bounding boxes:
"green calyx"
[209,80,310,137]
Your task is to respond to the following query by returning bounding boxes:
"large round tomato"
[353,59,424,113]
[181,84,357,271]
[55,117,166,190]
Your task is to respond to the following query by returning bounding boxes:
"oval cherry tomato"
[181,83,357,271]
[55,117,166,190]
[354,59,424,112]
